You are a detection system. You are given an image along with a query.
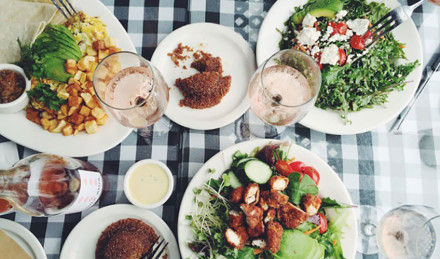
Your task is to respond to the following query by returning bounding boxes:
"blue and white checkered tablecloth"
[0,0,439,258]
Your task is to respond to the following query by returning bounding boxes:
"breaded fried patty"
[95,218,158,259]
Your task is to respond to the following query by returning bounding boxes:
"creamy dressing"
[127,163,169,205]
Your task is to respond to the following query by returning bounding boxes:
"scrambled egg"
[67,11,108,53]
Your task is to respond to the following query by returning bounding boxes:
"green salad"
[279,0,419,123]
[186,143,351,259]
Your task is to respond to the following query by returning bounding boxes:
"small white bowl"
[0,64,31,114]
[123,159,174,209]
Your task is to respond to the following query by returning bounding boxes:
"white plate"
[60,204,180,259]
[178,139,357,259]
[0,218,46,259]
[151,23,256,130]
[0,0,135,157]
[256,0,423,135]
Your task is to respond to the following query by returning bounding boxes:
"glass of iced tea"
[245,49,321,137]
[93,51,169,129]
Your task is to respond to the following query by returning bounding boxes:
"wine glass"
[358,205,440,258]
[93,51,169,131]
[241,49,321,138]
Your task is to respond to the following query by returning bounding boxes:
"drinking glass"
[243,49,321,138]
[93,51,169,129]
[358,205,440,258]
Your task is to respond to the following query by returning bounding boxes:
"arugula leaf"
[287,172,319,205]
[27,83,66,111]
[320,197,354,209]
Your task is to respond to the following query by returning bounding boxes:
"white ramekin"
[0,64,31,114]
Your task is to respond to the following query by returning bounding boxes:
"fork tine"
[57,0,73,18]
[370,11,392,29]
[64,0,79,18]
[369,17,395,40]
[152,242,168,259]
[143,236,160,258]
[147,238,166,258]
[366,22,400,48]
[50,0,68,20]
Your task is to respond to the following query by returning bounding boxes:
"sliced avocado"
[41,57,71,83]
[292,0,343,24]
[46,24,76,41]
[34,35,81,58]
[277,230,325,259]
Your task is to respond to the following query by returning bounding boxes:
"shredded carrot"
[369,22,372,27]
[297,43,307,53]
[333,239,337,245]
[399,44,406,48]
[314,21,320,31]
[304,225,321,235]
[254,248,263,255]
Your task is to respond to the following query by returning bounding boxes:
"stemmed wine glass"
[93,51,169,134]
[239,49,321,138]
[358,205,440,258]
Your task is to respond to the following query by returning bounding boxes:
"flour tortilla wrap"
[0,0,57,63]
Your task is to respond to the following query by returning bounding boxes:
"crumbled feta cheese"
[310,46,320,56]
[365,38,372,45]
[296,27,321,46]
[320,26,333,41]
[335,10,348,20]
[346,54,355,63]
[320,44,340,65]
[346,19,370,35]
[328,29,353,42]
[302,13,317,27]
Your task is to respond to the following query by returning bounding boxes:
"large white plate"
[257,0,423,135]
[0,0,135,157]
[60,204,180,259]
[178,139,357,258]
[0,218,46,259]
[151,23,256,130]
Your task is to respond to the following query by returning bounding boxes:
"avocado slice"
[292,0,343,24]
[46,24,76,41]
[276,230,325,259]
[41,57,72,83]
[34,35,81,58]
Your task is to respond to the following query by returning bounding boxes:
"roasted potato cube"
[92,40,105,51]
[79,105,91,116]
[50,120,67,133]
[89,61,98,72]
[57,113,67,120]
[40,118,50,130]
[60,104,68,116]
[65,59,77,75]
[78,56,96,71]
[109,61,121,74]
[68,96,82,107]
[68,113,85,125]
[68,77,80,85]
[91,107,105,119]
[74,71,85,82]
[84,120,98,134]
[41,111,54,120]
[75,123,85,131]
[98,49,109,60]
[86,45,97,56]
[96,114,108,125]
[68,106,79,116]
[48,119,58,131]
[86,71,94,82]
[62,124,73,136]
[80,92,93,104]
[104,37,116,48]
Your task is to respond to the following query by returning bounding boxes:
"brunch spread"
[187,142,351,259]
[168,44,232,109]
[279,0,419,123]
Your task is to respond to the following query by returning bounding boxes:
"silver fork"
[142,236,169,259]
[364,0,426,48]
[50,0,78,20]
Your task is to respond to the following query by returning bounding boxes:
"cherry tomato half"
[338,48,346,66]
[303,166,320,185]
[362,30,372,40]
[289,161,306,172]
[350,35,366,50]
[318,212,328,234]
[313,52,323,70]
[275,160,293,176]
[328,22,347,35]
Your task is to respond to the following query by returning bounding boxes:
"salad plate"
[0,0,134,157]
[177,139,357,258]
[151,23,256,130]
[257,0,423,135]
[60,204,180,259]
[0,218,47,259]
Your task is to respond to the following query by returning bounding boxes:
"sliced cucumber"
[232,157,256,169]
[243,160,272,184]
[226,171,243,189]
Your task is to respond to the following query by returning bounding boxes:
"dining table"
[1,0,439,258]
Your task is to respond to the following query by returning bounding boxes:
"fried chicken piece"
[247,221,265,238]
[264,208,277,224]
[243,183,260,205]
[229,186,245,203]
[266,221,283,253]
[278,202,308,229]
[268,175,289,191]
[261,190,289,209]
[225,227,248,250]
[228,210,245,228]
[258,193,269,211]
[240,204,264,229]
[302,194,322,216]
[251,238,267,249]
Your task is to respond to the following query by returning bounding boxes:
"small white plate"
[60,204,180,259]
[151,23,256,130]
[256,0,423,135]
[178,139,357,259]
[0,218,46,259]
[0,0,134,156]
